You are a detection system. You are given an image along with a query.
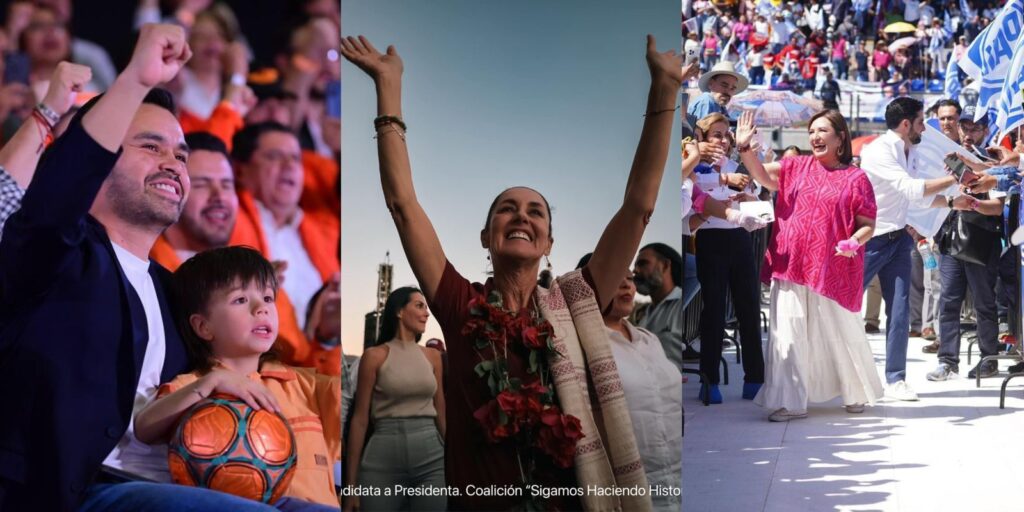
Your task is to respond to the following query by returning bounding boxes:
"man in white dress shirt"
[859,97,974,401]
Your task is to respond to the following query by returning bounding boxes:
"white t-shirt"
[770,21,792,45]
[256,201,322,327]
[747,48,766,67]
[103,242,170,482]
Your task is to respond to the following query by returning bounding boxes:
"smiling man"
[858,97,970,402]
[150,131,339,375]
[0,24,295,512]
[686,61,748,129]
[0,23,192,511]
[157,132,238,262]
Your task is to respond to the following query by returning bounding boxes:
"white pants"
[754,280,884,412]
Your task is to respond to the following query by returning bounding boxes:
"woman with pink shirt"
[735,109,884,422]
[872,41,892,82]
[733,14,752,45]
[703,32,720,70]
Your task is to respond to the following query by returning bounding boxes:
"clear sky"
[341,0,681,356]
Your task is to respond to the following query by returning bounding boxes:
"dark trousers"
[833,58,848,80]
[749,66,765,85]
[996,248,1017,322]
[862,230,913,384]
[938,253,1000,370]
[696,228,765,385]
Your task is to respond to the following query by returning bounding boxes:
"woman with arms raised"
[341,35,680,512]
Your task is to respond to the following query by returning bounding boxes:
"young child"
[135,247,341,511]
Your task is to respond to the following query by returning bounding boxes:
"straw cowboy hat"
[698,61,749,93]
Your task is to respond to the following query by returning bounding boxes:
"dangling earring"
[545,255,552,273]
[485,254,493,276]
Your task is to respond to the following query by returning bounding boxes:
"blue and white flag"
[994,34,1024,138]
[944,10,954,34]
[944,55,962,100]
[958,0,1024,117]
[961,0,976,21]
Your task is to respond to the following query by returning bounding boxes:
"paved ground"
[682,326,1024,512]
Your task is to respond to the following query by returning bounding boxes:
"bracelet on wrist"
[947,196,954,209]
[643,105,679,117]
[35,103,60,128]
[737,144,752,153]
[374,115,406,131]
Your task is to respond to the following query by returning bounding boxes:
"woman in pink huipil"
[734,109,884,422]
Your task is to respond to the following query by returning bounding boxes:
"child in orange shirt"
[135,247,340,511]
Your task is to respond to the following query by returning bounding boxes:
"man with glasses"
[927,105,1007,382]
[229,121,340,338]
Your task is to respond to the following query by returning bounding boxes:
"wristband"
[229,73,246,86]
[35,103,60,128]
[947,196,954,209]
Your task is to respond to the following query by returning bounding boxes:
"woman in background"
[344,287,446,512]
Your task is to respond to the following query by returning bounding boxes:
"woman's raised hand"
[645,35,682,87]
[735,111,756,149]
[340,36,403,82]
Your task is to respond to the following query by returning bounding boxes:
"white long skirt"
[754,280,884,412]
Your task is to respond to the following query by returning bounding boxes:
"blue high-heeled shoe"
[698,384,723,404]
[742,382,763,400]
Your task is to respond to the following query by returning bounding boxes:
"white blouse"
[606,321,682,510]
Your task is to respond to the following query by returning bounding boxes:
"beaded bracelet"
[35,103,60,128]
[374,115,407,131]
[373,124,406,142]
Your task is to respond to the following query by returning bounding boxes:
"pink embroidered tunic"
[762,155,877,312]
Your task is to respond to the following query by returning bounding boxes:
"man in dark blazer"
[0,24,278,512]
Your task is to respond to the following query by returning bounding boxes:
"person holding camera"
[927,106,1007,382]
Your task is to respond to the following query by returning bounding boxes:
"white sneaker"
[768,408,808,422]
[886,380,919,401]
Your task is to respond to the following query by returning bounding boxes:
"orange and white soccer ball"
[169,394,296,503]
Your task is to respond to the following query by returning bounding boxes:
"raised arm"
[586,36,681,309]
[0,24,190,299]
[735,110,782,191]
[862,140,956,202]
[341,36,447,301]
[0,62,92,188]
[83,24,191,152]
[682,139,700,179]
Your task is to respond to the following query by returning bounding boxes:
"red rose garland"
[462,291,585,501]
